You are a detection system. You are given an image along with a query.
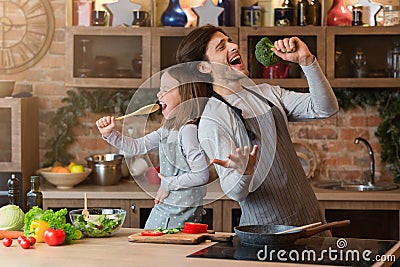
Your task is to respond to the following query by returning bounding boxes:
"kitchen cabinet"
[65,27,151,88]
[130,199,223,230]
[315,187,400,240]
[326,26,400,88]
[0,97,39,210]
[42,181,400,238]
[151,27,239,74]
[41,180,225,230]
[65,25,399,89]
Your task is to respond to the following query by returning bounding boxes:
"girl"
[95,67,212,229]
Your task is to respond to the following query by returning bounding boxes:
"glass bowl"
[69,208,126,237]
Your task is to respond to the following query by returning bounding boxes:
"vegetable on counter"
[0,204,25,231]
[182,222,208,234]
[73,213,123,237]
[141,226,183,236]
[29,220,49,243]
[24,207,80,244]
[255,37,296,67]
[0,230,24,239]
[44,228,65,246]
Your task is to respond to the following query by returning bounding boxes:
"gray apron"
[240,88,326,227]
[214,88,326,228]
[144,128,204,230]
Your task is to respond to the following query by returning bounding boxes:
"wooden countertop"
[41,179,400,202]
[1,228,398,267]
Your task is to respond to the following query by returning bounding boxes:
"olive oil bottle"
[26,176,43,210]
[307,0,322,26]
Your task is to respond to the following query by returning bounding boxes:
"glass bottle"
[26,176,43,210]
[297,0,309,26]
[274,0,294,26]
[351,48,368,78]
[77,39,93,78]
[282,0,294,8]
[307,0,321,26]
[8,174,19,205]
[327,0,352,26]
[387,41,400,78]
[351,5,363,26]
[217,0,231,26]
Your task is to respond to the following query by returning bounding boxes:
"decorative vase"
[161,0,187,27]
[326,0,352,26]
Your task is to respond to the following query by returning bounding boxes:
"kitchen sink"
[313,181,399,191]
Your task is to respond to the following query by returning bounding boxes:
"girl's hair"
[162,66,213,131]
[176,25,228,63]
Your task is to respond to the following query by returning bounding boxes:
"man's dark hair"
[176,25,227,63]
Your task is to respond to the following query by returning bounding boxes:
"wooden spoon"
[115,104,160,121]
[274,221,322,235]
[82,192,89,220]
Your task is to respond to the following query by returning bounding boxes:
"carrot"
[0,230,24,239]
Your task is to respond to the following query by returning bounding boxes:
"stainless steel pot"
[86,154,123,185]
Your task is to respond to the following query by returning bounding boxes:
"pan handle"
[304,220,350,237]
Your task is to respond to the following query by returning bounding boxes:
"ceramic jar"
[161,0,187,27]
[326,0,352,26]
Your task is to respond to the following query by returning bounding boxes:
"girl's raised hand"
[211,145,258,175]
[95,116,116,138]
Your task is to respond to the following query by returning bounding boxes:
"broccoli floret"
[255,37,278,67]
[255,37,296,67]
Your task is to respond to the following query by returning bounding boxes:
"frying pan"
[234,220,350,247]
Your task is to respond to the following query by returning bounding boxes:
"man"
[175,25,339,227]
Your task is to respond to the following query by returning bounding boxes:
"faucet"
[354,137,375,185]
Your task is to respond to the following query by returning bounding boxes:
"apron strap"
[242,86,276,108]
[212,91,256,140]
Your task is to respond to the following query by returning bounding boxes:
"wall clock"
[0,0,55,74]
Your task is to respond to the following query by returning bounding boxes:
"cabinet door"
[130,199,224,230]
[43,198,132,227]
[222,200,240,232]
[65,27,151,88]
[319,200,400,240]
[240,27,326,88]
[326,26,400,88]
[151,27,239,75]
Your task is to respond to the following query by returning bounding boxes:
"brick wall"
[0,0,394,183]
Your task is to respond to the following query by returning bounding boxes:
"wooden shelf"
[65,25,400,89]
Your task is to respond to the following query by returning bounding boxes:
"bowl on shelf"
[0,80,15,97]
[69,208,126,237]
[38,167,92,189]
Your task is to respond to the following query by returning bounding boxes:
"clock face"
[0,0,55,74]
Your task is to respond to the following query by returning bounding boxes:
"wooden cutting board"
[128,230,235,244]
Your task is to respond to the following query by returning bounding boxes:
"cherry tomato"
[44,229,65,246]
[2,238,12,247]
[17,236,28,244]
[141,231,164,236]
[28,236,36,246]
[19,239,31,249]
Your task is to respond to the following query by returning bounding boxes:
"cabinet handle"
[131,202,136,213]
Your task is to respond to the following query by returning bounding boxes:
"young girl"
[95,67,212,229]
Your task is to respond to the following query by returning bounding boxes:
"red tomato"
[19,239,30,249]
[2,238,12,247]
[28,236,36,246]
[44,229,65,246]
[141,231,164,236]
